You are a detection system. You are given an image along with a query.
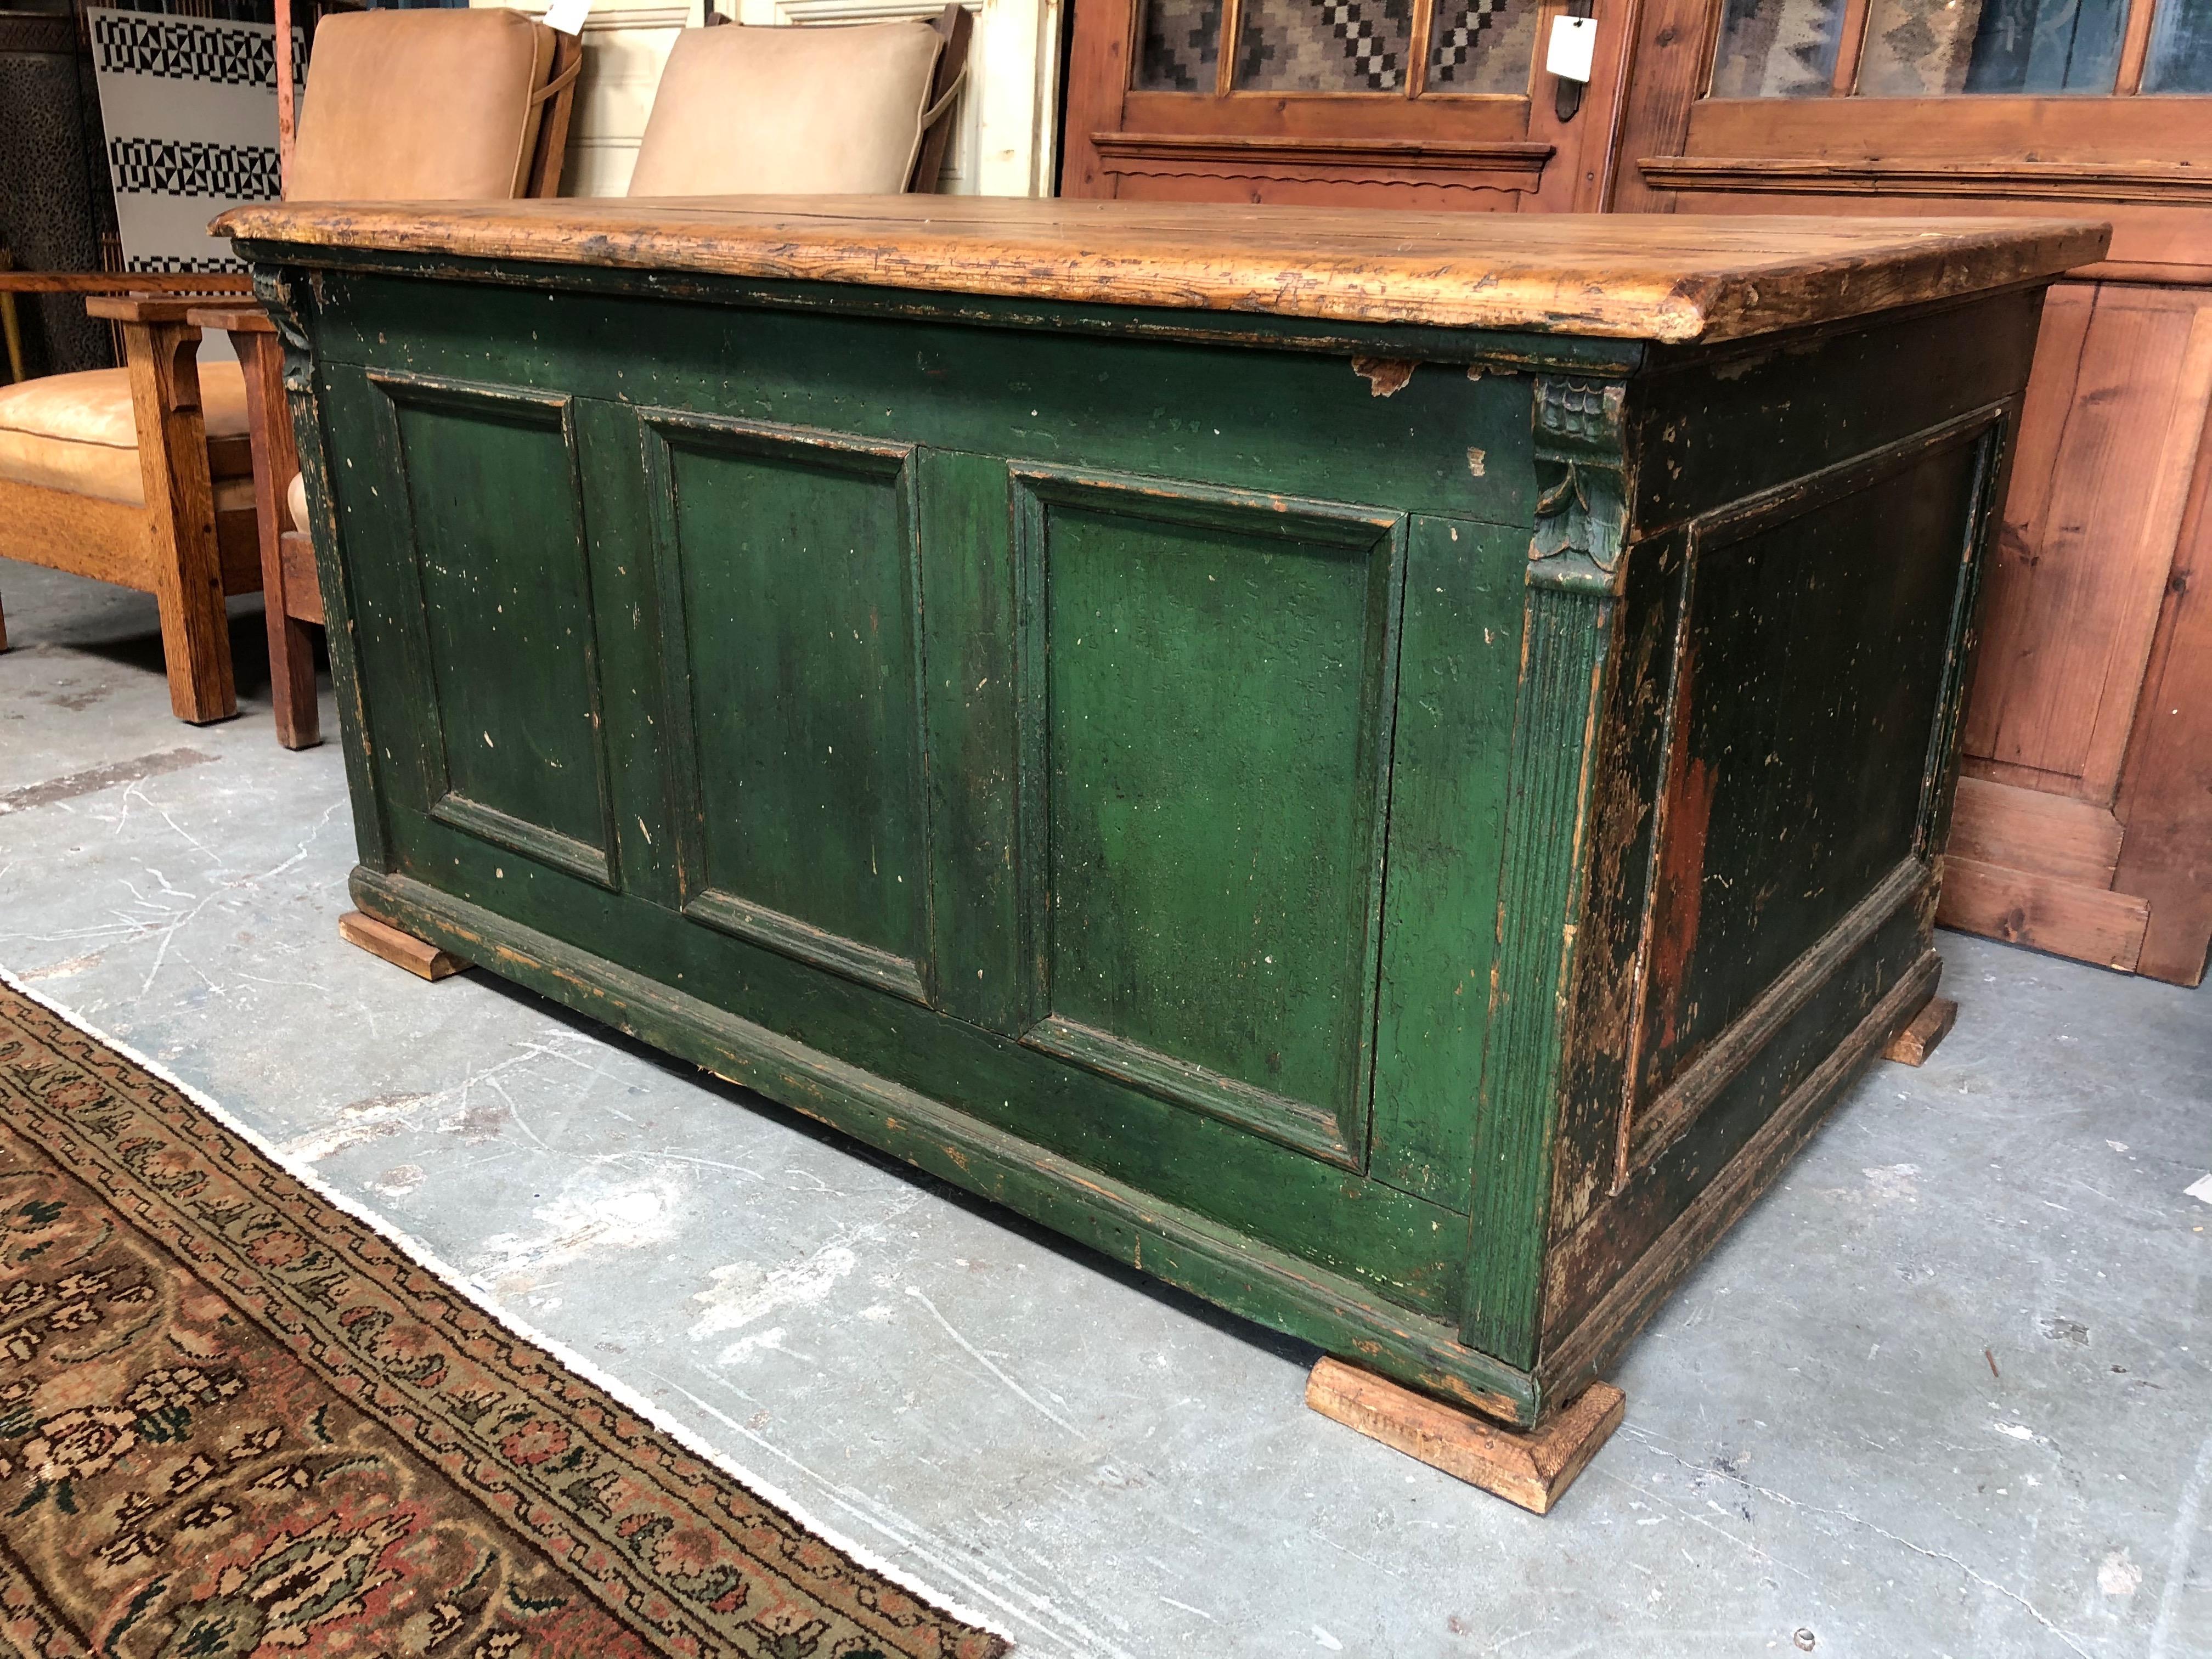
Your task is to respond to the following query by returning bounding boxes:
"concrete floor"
[1,557,2207,1659]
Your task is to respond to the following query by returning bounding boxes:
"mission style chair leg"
[100,304,236,724]
[338,910,470,982]
[229,324,320,748]
[0,579,9,653]
[1305,1358,1626,1515]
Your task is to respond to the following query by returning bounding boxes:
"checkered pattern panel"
[123,252,246,274]
[108,137,281,201]
[1137,0,1223,89]
[91,11,288,89]
[1427,0,1538,91]
[1235,0,1413,92]
[90,8,286,306]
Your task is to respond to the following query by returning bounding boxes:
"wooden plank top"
[212,196,2108,345]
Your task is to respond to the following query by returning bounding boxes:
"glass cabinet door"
[1135,0,1543,94]
[1704,0,2192,97]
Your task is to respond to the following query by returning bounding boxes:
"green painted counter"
[217,198,2105,1427]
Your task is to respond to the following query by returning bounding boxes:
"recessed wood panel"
[642,413,930,1002]
[1963,284,2212,800]
[371,371,617,887]
[1013,467,1406,1167]
[1627,419,1995,1133]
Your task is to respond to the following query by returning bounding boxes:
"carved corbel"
[1529,376,1631,589]
[253,267,315,395]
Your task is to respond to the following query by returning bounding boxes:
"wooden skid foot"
[339,911,469,981]
[1306,1357,1624,1514]
[1882,995,1957,1066]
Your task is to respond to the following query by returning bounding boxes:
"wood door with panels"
[1059,0,1633,207]
[1611,0,2212,985]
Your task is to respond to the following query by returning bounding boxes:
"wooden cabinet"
[1611,0,2212,984]
[1059,0,1635,207]
[225,198,2092,1423]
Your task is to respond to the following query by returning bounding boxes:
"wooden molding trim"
[1936,855,2150,972]
[1639,155,2212,205]
[1093,131,1554,183]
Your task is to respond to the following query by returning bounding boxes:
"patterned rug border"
[0,963,1022,1652]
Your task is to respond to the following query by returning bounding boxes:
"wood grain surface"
[213,198,2108,343]
[1306,1358,1625,1514]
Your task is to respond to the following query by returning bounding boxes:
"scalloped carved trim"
[1094,131,1553,188]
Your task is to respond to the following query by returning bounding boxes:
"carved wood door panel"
[1059,0,1634,209]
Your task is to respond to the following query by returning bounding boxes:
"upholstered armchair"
[225,4,969,752]
[628,7,973,197]
[0,7,578,730]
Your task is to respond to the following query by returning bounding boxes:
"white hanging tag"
[543,0,591,36]
[1547,14,1597,82]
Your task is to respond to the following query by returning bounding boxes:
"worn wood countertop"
[213,196,2108,346]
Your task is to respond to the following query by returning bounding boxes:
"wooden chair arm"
[84,295,234,326]
[184,302,273,334]
[0,272,252,296]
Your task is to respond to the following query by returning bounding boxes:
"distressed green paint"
[1370,515,1525,1210]
[272,238,2052,1423]
[290,269,1544,529]
[572,398,679,908]
[642,412,930,1000]
[264,272,388,873]
[1015,469,1404,1167]
[1460,562,1619,1369]
[373,373,614,884]
[916,449,1025,1034]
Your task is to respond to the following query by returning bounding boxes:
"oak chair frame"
[0,27,582,731]
[0,283,258,720]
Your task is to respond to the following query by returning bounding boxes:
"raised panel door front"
[641,411,934,1004]
[368,370,619,889]
[1011,465,1407,1169]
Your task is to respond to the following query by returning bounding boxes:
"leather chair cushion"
[290,9,557,201]
[627,21,943,197]
[0,363,250,507]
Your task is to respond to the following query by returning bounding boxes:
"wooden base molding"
[1937,855,2149,972]
[338,911,469,981]
[1882,996,1957,1066]
[1306,1358,1625,1515]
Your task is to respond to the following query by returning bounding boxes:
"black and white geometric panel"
[90,6,296,328]
[91,10,294,89]
[1427,0,1538,91]
[1235,0,1414,92]
[108,138,283,202]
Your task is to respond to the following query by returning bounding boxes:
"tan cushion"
[0,363,250,507]
[290,10,557,201]
[628,21,944,197]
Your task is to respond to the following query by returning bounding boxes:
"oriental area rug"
[0,977,1007,1659]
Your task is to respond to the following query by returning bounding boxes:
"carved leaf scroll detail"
[1530,376,1630,579]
